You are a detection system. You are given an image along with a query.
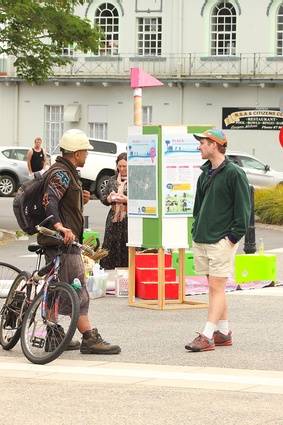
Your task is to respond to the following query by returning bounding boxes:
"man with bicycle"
[38,129,121,355]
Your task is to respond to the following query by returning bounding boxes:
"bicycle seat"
[28,242,45,253]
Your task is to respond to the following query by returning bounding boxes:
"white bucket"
[87,274,108,299]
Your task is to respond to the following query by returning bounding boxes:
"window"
[277,5,283,55]
[142,106,152,124]
[240,157,266,171]
[45,105,64,154]
[88,105,108,139]
[89,139,117,154]
[137,17,162,56]
[89,123,108,139]
[62,43,74,56]
[211,2,236,56]
[95,3,119,55]
[2,148,29,161]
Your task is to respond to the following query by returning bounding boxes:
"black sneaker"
[80,328,121,355]
[45,324,80,352]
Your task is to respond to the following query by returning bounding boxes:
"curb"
[256,222,283,232]
[0,229,17,243]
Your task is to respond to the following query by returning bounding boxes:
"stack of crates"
[135,253,178,300]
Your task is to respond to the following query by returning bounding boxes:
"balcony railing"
[2,53,283,81]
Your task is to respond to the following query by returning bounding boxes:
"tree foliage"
[0,0,104,84]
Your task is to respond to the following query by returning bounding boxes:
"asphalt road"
[0,197,283,424]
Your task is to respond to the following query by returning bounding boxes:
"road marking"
[0,357,282,394]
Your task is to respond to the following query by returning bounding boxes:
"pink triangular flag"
[131,68,164,88]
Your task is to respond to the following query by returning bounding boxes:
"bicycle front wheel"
[0,262,21,311]
[0,271,31,350]
[21,281,80,365]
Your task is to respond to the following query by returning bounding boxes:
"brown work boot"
[80,328,121,354]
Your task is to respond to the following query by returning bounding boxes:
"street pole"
[243,185,256,254]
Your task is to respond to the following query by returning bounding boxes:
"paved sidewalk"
[1,356,283,393]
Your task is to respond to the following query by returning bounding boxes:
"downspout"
[177,82,184,123]
[178,0,184,124]
[14,83,19,145]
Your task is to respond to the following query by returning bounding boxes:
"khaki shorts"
[193,239,239,277]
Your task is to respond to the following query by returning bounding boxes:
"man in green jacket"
[185,129,251,352]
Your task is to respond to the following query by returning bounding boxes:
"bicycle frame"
[41,254,60,323]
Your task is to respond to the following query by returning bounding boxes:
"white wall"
[1,0,283,171]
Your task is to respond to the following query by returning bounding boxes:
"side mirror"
[265,165,270,171]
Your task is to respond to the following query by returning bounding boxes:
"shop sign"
[222,107,283,130]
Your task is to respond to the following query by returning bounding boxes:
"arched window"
[211,2,237,56]
[95,3,119,56]
[277,4,283,55]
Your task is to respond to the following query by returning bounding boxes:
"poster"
[127,134,158,217]
[162,134,204,217]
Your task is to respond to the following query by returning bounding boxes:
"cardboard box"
[115,268,129,297]
[235,254,276,283]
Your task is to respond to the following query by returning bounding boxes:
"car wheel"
[96,175,112,199]
[0,175,16,197]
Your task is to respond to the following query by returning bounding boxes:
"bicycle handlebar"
[36,224,95,256]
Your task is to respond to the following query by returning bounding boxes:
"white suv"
[227,151,283,188]
[50,138,126,198]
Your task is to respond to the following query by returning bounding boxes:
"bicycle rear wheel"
[0,262,21,311]
[21,281,80,364]
[0,271,31,350]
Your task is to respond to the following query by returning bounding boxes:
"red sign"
[279,126,283,147]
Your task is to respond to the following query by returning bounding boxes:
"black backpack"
[13,167,60,235]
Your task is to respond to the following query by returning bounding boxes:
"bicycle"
[0,242,44,351]
[0,262,21,311]
[0,216,95,365]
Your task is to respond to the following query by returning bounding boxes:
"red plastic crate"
[135,281,179,300]
[135,253,172,268]
[136,267,176,284]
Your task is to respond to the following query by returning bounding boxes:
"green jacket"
[192,157,251,244]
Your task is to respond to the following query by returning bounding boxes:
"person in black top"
[27,137,47,178]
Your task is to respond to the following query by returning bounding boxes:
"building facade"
[1,0,283,169]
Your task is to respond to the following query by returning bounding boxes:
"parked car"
[0,146,50,197]
[227,151,283,188]
[50,137,126,198]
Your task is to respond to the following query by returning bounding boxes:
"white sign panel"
[127,134,158,218]
[162,134,204,217]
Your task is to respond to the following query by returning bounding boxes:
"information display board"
[127,134,158,218]
[162,133,204,217]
